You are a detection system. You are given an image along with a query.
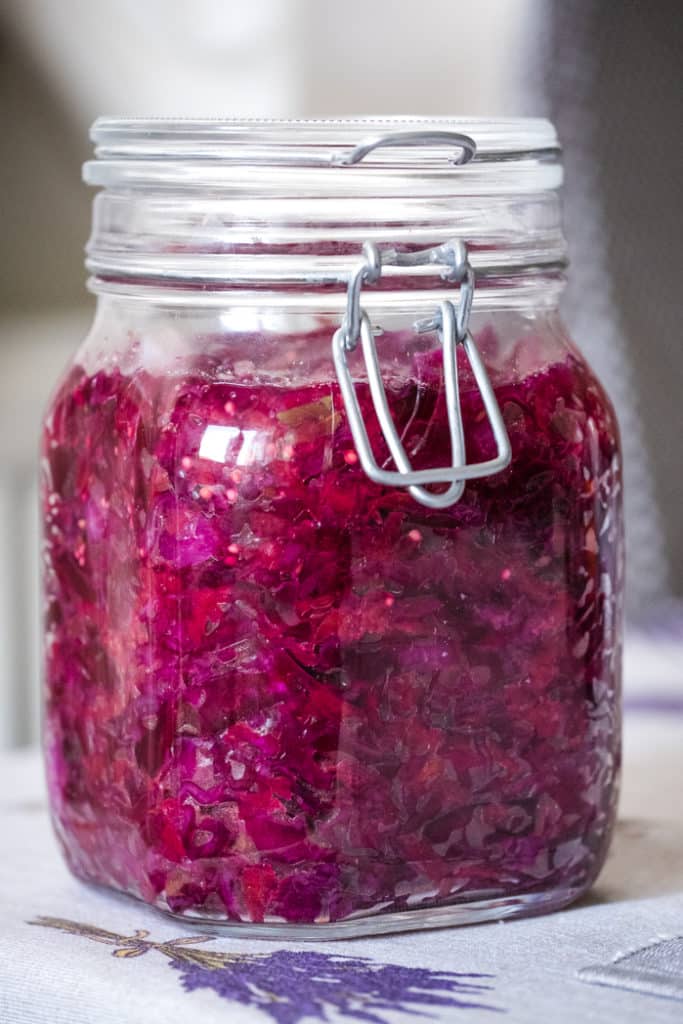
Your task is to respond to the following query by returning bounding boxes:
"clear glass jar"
[42,118,623,938]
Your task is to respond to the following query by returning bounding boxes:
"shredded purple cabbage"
[43,327,622,925]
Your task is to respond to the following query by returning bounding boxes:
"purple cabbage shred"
[43,327,622,925]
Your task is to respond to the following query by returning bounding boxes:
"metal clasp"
[332,239,512,509]
[332,129,477,167]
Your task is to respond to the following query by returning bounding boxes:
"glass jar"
[42,118,623,938]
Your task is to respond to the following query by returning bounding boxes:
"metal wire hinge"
[332,239,512,509]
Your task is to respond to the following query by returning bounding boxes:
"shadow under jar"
[42,118,623,938]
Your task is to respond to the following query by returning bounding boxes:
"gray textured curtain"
[538,0,683,615]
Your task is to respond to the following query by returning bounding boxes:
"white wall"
[2,0,543,125]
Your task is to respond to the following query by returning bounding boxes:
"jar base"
[154,885,586,941]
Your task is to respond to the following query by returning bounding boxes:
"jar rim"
[89,116,558,152]
[85,116,561,190]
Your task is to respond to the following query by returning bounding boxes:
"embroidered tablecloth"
[1,707,682,1024]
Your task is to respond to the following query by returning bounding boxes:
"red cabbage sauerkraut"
[43,326,622,925]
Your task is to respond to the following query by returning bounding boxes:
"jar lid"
[84,116,561,194]
[84,117,566,296]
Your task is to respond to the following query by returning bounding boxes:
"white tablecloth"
[1,711,682,1024]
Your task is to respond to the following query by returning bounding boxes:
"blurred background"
[0,0,680,749]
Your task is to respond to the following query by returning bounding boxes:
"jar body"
[42,295,623,936]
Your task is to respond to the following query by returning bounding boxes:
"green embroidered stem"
[29,916,252,968]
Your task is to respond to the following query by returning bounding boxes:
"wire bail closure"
[332,238,512,509]
[332,129,477,167]
[331,128,511,509]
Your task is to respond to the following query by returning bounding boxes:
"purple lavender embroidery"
[174,950,499,1023]
[29,917,501,1021]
